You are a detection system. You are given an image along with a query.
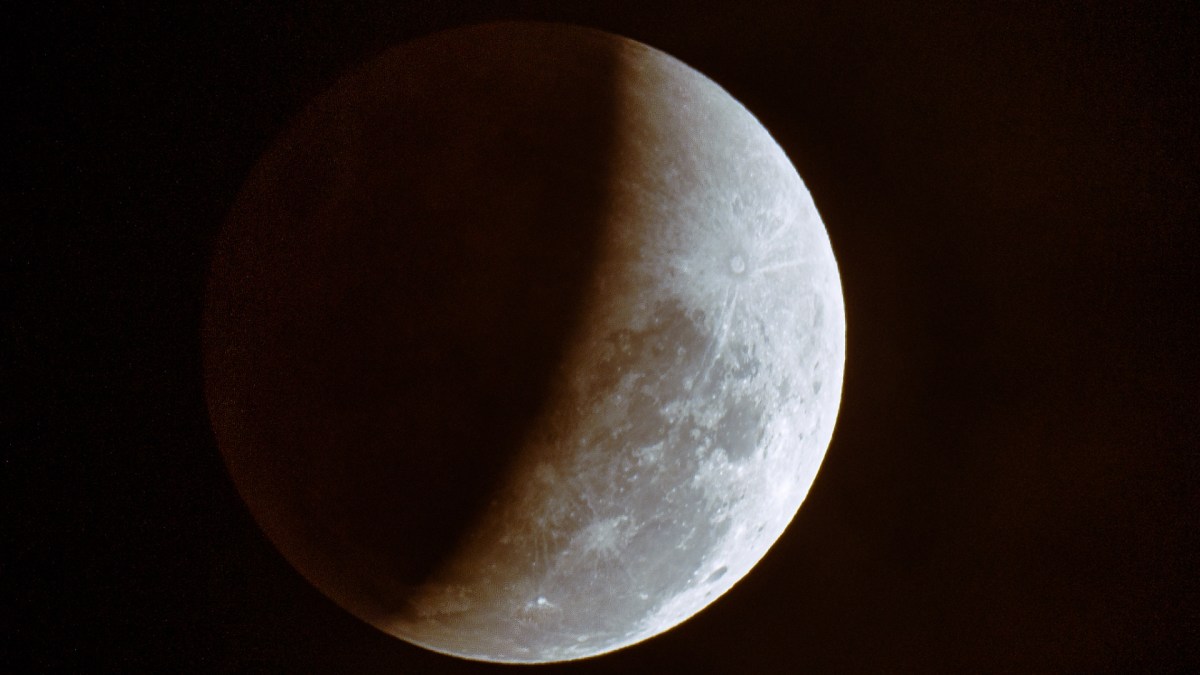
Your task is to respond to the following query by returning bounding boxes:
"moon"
[203,21,845,663]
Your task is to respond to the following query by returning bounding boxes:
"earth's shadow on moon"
[203,23,622,617]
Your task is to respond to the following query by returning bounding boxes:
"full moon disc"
[204,21,845,663]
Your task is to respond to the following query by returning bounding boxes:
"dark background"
[7,2,1197,672]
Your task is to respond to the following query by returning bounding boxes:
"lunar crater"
[729,254,747,274]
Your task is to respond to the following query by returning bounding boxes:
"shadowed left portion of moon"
[203,23,621,618]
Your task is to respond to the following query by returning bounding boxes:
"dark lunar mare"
[203,22,621,618]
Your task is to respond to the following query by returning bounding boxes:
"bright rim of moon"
[206,22,844,664]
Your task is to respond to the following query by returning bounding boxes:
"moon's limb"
[205,22,844,664]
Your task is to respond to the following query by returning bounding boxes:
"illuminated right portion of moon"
[386,31,846,662]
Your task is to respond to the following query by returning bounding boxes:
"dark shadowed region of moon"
[203,21,845,663]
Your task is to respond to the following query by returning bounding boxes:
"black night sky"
[8,2,1197,672]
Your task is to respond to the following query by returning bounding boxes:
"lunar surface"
[204,22,844,663]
